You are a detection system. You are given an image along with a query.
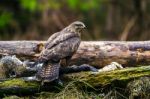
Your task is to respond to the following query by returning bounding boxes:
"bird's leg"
[65,56,72,66]
[65,59,69,66]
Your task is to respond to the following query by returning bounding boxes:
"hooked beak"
[83,24,86,28]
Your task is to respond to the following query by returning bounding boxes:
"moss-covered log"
[0,79,40,96]
[64,66,150,87]
[0,65,150,96]
[0,41,150,67]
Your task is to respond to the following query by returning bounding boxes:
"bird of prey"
[35,21,86,82]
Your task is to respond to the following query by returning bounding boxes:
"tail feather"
[36,62,60,82]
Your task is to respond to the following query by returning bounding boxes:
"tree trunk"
[0,41,150,67]
[0,65,149,96]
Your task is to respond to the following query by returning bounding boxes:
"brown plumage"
[36,21,86,82]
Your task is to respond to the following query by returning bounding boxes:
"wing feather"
[45,32,61,48]
[45,32,79,50]
[39,34,80,62]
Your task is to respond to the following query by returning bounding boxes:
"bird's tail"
[36,62,60,82]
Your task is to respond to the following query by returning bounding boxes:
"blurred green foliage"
[20,0,38,11]
[19,0,101,11]
[0,0,150,40]
[20,0,61,11]
[0,12,12,29]
[0,0,105,40]
[67,0,101,11]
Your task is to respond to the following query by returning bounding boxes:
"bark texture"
[0,41,150,67]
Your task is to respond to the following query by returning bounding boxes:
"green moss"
[0,79,39,88]
[0,79,40,97]
[74,66,150,87]
[65,66,150,87]
[53,65,147,88]
[3,95,22,99]
[0,65,149,97]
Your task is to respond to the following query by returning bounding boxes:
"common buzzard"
[36,21,86,82]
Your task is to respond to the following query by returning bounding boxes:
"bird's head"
[66,21,86,33]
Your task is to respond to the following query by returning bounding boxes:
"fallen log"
[0,65,150,96]
[0,41,150,67]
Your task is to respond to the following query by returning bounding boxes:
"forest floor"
[2,65,150,99]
